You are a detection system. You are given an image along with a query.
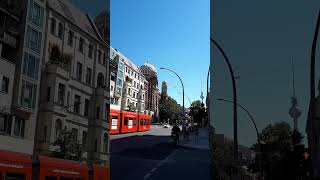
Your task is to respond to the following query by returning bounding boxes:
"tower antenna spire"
[292,58,296,97]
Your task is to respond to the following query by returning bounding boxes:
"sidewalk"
[178,128,209,150]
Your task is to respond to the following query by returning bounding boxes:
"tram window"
[45,176,57,180]
[60,177,73,180]
[124,117,128,126]
[140,119,143,125]
[133,118,136,125]
[5,173,25,180]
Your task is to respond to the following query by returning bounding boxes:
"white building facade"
[35,0,110,164]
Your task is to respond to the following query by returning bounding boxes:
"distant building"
[140,63,160,119]
[94,10,110,43]
[160,81,168,101]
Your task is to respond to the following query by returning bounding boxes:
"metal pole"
[211,38,238,160]
[308,9,320,180]
[160,67,185,117]
[217,98,262,179]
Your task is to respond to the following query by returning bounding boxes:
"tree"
[250,121,306,180]
[159,96,182,124]
[52,127,83,161]
[189,100,206,124]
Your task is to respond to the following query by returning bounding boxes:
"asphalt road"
[110,126,210,180]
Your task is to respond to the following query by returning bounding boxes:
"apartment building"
[36,0,110,165]
[121,53,146,113]
[109,47,124,111]
[0,0,47,155]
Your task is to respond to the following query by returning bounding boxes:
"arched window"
[55,119,62,139]
[51,18,56,34]
[43,126,47,142]
[58,23,63,39]
[103,133,108,153]
[94,139,98,152]
[97,73,104,87]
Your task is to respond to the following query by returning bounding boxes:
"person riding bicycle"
[171,124,180,142]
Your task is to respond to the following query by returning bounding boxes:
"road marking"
[144,173,151,179]
[151,168,157,172]
[143,149,177,179]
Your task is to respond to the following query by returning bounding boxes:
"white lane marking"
[143,149,177,179]
[144,173,151,179]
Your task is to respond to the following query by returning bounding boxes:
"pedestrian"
[194,126,199,140]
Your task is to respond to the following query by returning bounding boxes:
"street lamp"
[160,67,185,116]
[211,38,238,160]
[217,98,262,179]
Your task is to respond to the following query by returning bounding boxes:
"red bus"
[39,156,89,180]
[138,114,150,132]
[93,164,109,180]
[110,109,121,134]
[120,111,138,133]
[0,150,32,180]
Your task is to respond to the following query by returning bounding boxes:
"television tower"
[289,59,302,131]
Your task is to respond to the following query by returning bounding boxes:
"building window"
[86,67,92,85]
[97,50,101,63]
[47,87,51,101]
[110,85,114,91]
[88,44,93,58]
[133,92,135,98]
[82,131,87,149]
[50,18,56,34]
[97,73,104,87]
[84,99,89,116]
[31,3,43,26]
[55,119,62,139]
[1,76,9,93]
[21,80,37,109]
[58,23,63,39]
[27,27,42,53]
[76,62,82,81]
[0,113,12,135]
[71,128,78,142]
[67,30,74,46]
[94,139,98,152]
[13,118,25,138]
[79,38,84,53]
[57,83,65,106]
[103,53,106,63]
[23,52,39,80]
[96,106,100,119]
[42,126,47,141]
[74,95,80,114]
[103,133,108,153]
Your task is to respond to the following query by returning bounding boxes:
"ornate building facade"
[140,63,160,120]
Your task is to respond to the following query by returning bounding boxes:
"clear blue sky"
[213,0,320,146]
[110,0,210,107]
[70,0,210,107]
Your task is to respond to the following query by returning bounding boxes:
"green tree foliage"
[189,100,206,124]
[52,127,83,161]
[249,121,306,180]
[159,96,182,124]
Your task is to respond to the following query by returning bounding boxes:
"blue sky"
[212,0,320,146]
[110,0,210,107]
[70,0,210,107]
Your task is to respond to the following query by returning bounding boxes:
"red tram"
[0,150,109,180]
[109,110,151,134]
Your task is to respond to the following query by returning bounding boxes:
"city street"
[110,126,210,180]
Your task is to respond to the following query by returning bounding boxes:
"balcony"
[0,31,17,48]
[46,63,70,79]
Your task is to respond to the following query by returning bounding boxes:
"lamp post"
[217,98,263,179]
[160,67,185,116]
[211,38,238,160]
